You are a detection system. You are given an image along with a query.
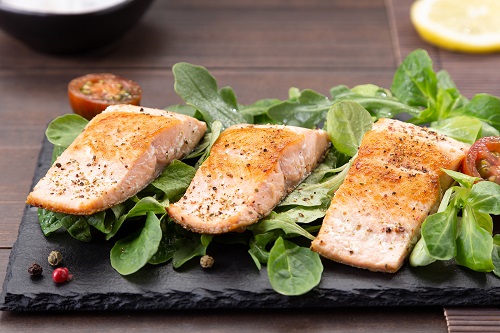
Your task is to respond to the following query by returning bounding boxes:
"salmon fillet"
[168,124,330,234]
[26,104,206,215]
[311,118,469,273]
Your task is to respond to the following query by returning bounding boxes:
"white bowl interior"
[0,0,130,14]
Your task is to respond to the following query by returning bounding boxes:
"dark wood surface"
[1,0,498,331]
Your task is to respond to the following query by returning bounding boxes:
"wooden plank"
[0,202,25,248]
[0,148,39,201]
[0,0,394,70]
[0,68,395,118]
[0,299,447,333]
[385,0,440,63]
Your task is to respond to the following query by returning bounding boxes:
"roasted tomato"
[68,73,142,120]
[463,136,500,184]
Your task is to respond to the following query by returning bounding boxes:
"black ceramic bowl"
[0,0,154,54]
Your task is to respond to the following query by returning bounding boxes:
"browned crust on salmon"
[168,124,330,234]
[26,105,206,215]
[311,118,469,273]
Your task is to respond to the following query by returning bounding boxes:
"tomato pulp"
[68,73,142,120]
[463,136,500,184]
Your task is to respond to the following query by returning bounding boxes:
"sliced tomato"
[463,136,500,184]
[68,73,142,120]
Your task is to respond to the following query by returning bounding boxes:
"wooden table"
[1,0,499,331]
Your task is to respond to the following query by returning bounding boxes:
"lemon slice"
[411,0,500,53]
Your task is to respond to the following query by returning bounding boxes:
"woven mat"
[444,308,500,333]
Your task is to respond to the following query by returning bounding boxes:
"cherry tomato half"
[68,73,142,120]
[463,136,500,185]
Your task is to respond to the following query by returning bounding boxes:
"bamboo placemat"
[445,308,500,333]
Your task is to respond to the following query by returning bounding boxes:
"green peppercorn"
[48,251,63,266]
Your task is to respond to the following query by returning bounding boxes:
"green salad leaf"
[45,114,88,147]
[411,171,500,273]
[325,100,373,157]
[173,62,247,129]
[267,237,323,296]
[110,212,163,275]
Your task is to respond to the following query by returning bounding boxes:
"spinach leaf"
[248,230,282,269]
[148,218,178,265]
[267,89,331,128]
[330,84,421,119]
[165,104,201,119]
[110,212,162,275]
[38,209,63,235]
[391,49,437,108]
[184,121,222,163]
[239,98,282,125]
[267,237,323,296]
[453,94,500,131]
[148,160,196,202]
[105,197,166,240]
[173,62,247,129]
[172,234,212,268]
[86,211,111,234]
[326,101,373,157]
[430,116,482,144]
[45,114,88,148]
[57,213,92,242]
[248,212,315,240]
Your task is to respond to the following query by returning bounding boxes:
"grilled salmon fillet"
[168,124,330,234]
[26,104,206,215]
[311,118,469,273]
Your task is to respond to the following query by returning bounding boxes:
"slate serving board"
[1,138,500,311]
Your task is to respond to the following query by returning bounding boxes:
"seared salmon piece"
[168,124,330,234]
[26,104,206,215]
[311,118,468,273]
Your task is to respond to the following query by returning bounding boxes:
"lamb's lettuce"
[410,171,500,273]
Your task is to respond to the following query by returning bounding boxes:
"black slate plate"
[1,138,500,311]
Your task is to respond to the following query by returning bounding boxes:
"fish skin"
[168,124,330,234]
[26,105,206,215]
[311,118,469,273]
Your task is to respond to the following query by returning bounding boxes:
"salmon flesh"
[26,105,206,215]
[168,124,330,234]
[311,118,469,273]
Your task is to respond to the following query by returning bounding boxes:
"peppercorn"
[200,255,214,269]
[48,250,63,266]
[28,263,43,277]
[52,267,73,284]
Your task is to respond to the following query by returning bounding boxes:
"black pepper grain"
[28,263,43,277]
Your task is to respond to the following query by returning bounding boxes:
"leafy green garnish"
[172,62,247,129]
[325,100,373,157]
[411,172,500,273]
[110,212,163,275]
[267,237,323,296]
[45,114,88,147]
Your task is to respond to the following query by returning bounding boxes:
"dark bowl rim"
[0,0,139,17]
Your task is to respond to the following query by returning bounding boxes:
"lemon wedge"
[411,0,500,53]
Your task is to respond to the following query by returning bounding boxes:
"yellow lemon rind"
[410,0,500,54]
